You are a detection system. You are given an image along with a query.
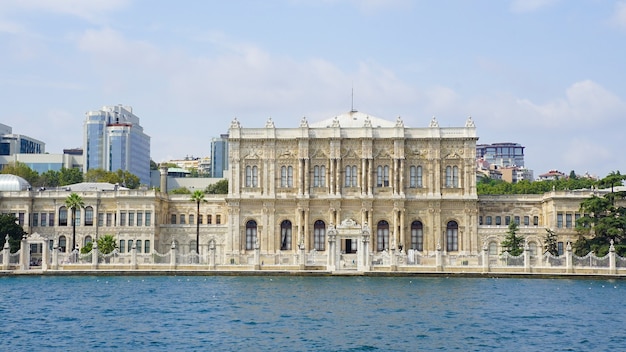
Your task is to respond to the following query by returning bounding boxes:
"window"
[85,207,94,226]
[314,220,326,251]
[489,242,497,255]
[59,207,68,226]
[445,166,459,187]
[505,216,510,225]
[514,216,520,225]
[245,165,259,187]
[33,213,39,227]
[41,213,47,227]
[557,213,563,228]
[84,236,92,247]
[280,220,292,250]
[171,214,176,224]
[409,165,423,188]
[119,240,126,253]
[128,240,133,252]
[528,242,537,256]
[377,165,389,187]
[495,216,501,226]
[136,240,142,253]
[524,216,530,226]
[281,166,293,187]
[59,236,67,252]
[198,214,203,225]
[180,214,186,225]
[74,209,80,226]
[106,213,112,227]
[485,216,492,225]
[446,221,459,251]
[128,212,134,227]
[377,220,390,251]
[145,212,151,226]
[557,242,564,256]
[48,212,54,227]
[189,214,194,225]
[566,214,572,228]
[345,165,357,187]
[216,215,221,224]
[313,165,326,187]
[144,240,151,253]
[120,212,126,227]
[137,212,142,227]
[410,221,423,251]
[207,214,212,224]
[533,216,539,226]
[246,220,257,250]
[479,216,483,225]
[98,212,104,227]
[18,212,24,226]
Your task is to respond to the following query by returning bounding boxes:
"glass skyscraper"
[83,105,151,185]
[210,134,228,178]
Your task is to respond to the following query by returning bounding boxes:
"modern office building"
[476,142,525,168]
[0,123,45,156]
[210,134,228,178]
[83,105,151,185]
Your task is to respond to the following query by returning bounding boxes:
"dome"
[0,174,31,191]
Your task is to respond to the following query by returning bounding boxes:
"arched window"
[59,206,68,226]
[410,221,423,251]
[85,206,94,226]
[377,165,390,187]
[189,214,194,225]
[189,240,196,254]
[314,220,325,251]
[417,165,423,187]
[59,236,67,252]
[314,165,326,187]
[280,166,293,187]
[452,166,459,187]
[83,236,92,247]
[344,165,357,187]
[446,221,458,252]
[489,241,498,255]
[252,166,258,187]
[377,220,389,251]
[246,220,257,250]
[410,166,423,188]
[245,166,252,187]
[280,220,292,250]
[528,242,537,256]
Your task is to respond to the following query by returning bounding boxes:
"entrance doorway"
[344,239,357,253]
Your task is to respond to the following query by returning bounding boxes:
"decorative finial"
[429,116,439,127]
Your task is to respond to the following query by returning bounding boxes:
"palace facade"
[0,112,608,271]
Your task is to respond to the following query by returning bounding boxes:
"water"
[1,275,624,351]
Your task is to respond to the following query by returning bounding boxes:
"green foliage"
[0,214,26,253]
[150,160,158,170]
[37,170,60,187]
[574,171,626,256]
[205,179,228,194]
[58,167,83,186]
[501,221,524,256]
[1,161,39,185]
[544,228,558,256]
[477,176,596,195]
[84,168,140,189]
[170,187,191,194]
[80,234,118,254]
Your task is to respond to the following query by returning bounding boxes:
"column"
[20,236,28,271]
[399,209,405,251]
[482,242,489,273]
[304,159,309,196]
[131,241,137,269]
[523,242,530,273]
[2,236,9,270]
[361,158,367,195]
[92,240,99,270]
[565,242,573,274]
[609,240,616,275]
[170,241,177,270]
[330,159,335,195]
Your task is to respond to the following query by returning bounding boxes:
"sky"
[1,0,625,178]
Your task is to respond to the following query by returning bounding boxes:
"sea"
[1,275,624,351]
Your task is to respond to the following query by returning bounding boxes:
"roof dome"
[0,174,31,191]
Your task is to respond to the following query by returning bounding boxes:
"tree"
[80,234,117,255]
[206,179,228,194]
[501,221,524,256]
[544,228,558,256]
[84,168,140,189]
[170,187,191,194]
[65,192,85,251]
[190,190,207,253]
[1,161,39,185]
[574,171,626,256]
[150,159,158,170]
[569,170,577,179]
[115,169,140,189]
[59,167,83,186]
[0,214,26,253]
[37,170,60,188]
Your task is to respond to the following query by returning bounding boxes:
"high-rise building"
[210,134,228,178]
[0,123,45,155]
[476,142,525,167]
[83,105,151,185]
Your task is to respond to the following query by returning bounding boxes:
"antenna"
[351,84,357,112]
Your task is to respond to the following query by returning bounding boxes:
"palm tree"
[190,190,206,254]
[65,192,85,251]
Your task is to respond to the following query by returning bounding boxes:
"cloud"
[0,0,128,23]
[611,1,626,30]
[509,0,559,13]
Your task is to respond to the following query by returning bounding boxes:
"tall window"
[145,212,151,226]
[246,220,257,250]
[137,212,143,226]
[180,214,186,225]
[377,220,390,251]
[280,220,292,250]
[216,215,221,224]
[344,165,357,187]
[98,212,104,227]
[281,166,293,187]
[314,220,325,251]
[313,165,326,187]
[33,213,39,227]
[119,239,125,253]
[189,214,194,225]
[565,214,572,228]
[136,240,142,253]
[207,214,212,224]
[120,212,126,226]
[245,165,259,187]
[106,213,112,227]
[171,214,176,224]
[445,166,459,187]
[144,240,151,253]
[48,212,54,227]
[409,165,423,188]
[59,236,67,252]
[41,213,47,227]
[446,221,458,252]
[59,207,68,226]
[377,165,390,187]
[198,214,203,225]
[557,213,563,228]
[85,206,94,226]
[411,221,423,251]
[84,236,92,247]
[128,212,134,227]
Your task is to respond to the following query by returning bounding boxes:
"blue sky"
[1,0,625,178]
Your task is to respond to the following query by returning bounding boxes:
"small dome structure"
[0,174,31,191]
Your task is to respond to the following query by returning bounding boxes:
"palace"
[0,111,613,272]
